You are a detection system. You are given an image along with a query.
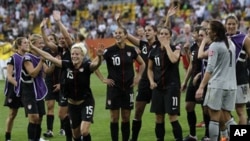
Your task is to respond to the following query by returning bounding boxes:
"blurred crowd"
[0,0,250,42]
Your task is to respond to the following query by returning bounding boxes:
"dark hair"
[161,26,173,36]
[209,20,229,48]
[117,27,128,35]
[193,25,202,33]
[13,37,26,49]
[145,24,158,40]
[199,27,208,35]
[145,24,158,32]
[76,32,85,41]
[48,33,58,44]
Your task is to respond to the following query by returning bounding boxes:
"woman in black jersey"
[97,27,145,141]
[4,37,29,141]
[42,11,74,140]
[181,25,203,141]
[30,42,103,141]
[147,26,183,141]
[40,18,62,138]
[115,13,158,141]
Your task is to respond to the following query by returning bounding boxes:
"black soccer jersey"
[139,40,161,80]
[61,60,93,100]
[190,42,202,78]
[148,45,181,89]
[43,47,60,90]
[103,44,138,90]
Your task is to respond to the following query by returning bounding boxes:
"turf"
[0,64,237,141]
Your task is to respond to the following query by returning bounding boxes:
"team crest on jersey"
[28,104,32,110]
[107,100,111,105]
[8,98,12,103]
[127,52,131,56]
[79,68,84,72]
[152,45,156,48]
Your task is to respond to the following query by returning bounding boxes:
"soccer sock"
[110,122,119,141]
[82,133,91,141]
[209,120,219,141]
[121,122,130,141]
[187,111,196,136]
[63,116,72,141]
[171,120,183,141]
[60,119,64,129]
[155,122,165,141]
[35,124,42,140]
[225,117,237,134]
[5,132,11,140]
[131,119,142,141]
[203,113,210,137]
[47,115,54,131]
[28,122,37,140]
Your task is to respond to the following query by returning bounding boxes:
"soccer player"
[181,25,203,141]
[196,27,213,141]
[4,37,29,141]
[224,15,250,126]
[147,26,183,141]
[97,27,145,141]
[195,20,238,141]
[30,41,103,141]
[40,18,61,138]
[21,34,53,141]
[50,10,75,141]
[115,12,156,141]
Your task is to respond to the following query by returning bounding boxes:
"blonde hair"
[30,34,42,44]
[71,43,87,56]
[13,37,26,49]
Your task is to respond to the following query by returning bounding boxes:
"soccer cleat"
[59,129,65,136]
[183,135,198,141]
[43,130,54,138]
[39,138,49,141]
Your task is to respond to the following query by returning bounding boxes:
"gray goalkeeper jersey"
[206,40,237,90]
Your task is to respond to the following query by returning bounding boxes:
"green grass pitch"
[0,64,238,141]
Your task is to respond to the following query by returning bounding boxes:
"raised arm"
[40,18,58,52]
[115,13,141,46]
[30,42,62,67]
[53,10,74,47]
[159,37,180,63]
[89,45,104,72]
[162,6,177,28]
